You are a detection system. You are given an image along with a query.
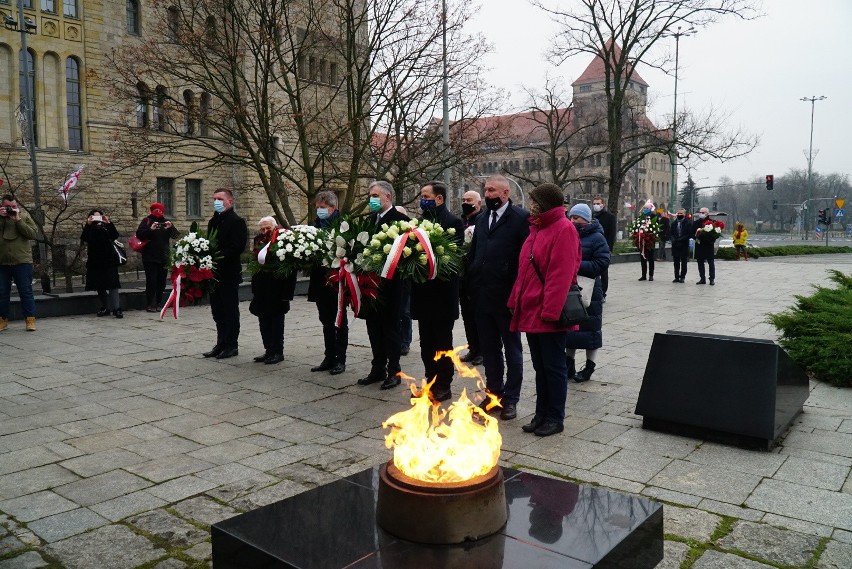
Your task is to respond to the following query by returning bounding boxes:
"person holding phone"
[81,209,123,318]
[135,202,179,312]
[0,195,38,332]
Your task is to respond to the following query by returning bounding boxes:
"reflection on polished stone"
[211,467,663,569]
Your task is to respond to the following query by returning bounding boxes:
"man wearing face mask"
[410,181,464,401]
[636,201,658,282]
[308,191,348,375]
[459,190,483,365]
[358,181,410,390]
[203,189,248,359]
[669,208,692,283]
[466,175,530,420]
[693,207,717,285]
[591,196,616,300]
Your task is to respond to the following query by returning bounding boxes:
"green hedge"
[717,245,852,260]
[767,270,852,387]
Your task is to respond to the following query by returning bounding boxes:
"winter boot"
[0,317,7,332]
[25,317,36,331]
[574,360,596,383]
[566,357,576,379]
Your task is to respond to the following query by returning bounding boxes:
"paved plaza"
[1,255,852,568]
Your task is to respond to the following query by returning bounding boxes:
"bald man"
[459,190,483,364]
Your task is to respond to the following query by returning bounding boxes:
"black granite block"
[212,467,662,569]
[635,330,810,449]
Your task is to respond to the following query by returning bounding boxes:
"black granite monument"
[635,330,809,449]
[211,466,663,569]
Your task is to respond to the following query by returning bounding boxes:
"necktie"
[490,211,498,230]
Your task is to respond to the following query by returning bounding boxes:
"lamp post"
[15,0,50,293]
[663,25,695,213]
[441,0,451,203]
[801,95,827,240]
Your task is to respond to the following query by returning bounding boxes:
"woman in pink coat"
[508,183,582,437]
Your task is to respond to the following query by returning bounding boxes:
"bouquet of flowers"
[695,219,726,243]
[249,224,325,277]
[359,218,462,283]
[321,216,380,325]
[628,215,662,254]
[161,222,220,319]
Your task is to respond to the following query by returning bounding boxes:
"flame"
[382,345,503,483]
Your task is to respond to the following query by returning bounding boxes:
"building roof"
[572,39,649,87]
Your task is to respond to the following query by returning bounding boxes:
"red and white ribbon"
[335,261,361,327]
[380,228,437,281]
[257,228,279,265]
[160,270,182,320]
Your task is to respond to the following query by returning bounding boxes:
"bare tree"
[103,0,498,224]
[533,0,760,211]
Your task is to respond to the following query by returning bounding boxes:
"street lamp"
[662,25,695,213]
[801,95,827,239]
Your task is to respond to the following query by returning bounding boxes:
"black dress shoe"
[431,389,453,402]
[380,374,402,390]
[534,421,564,437]
[96,308,110,317]
[460,352,480,363]
[203,346,223,358]
[357,374,384,386]
[311,359,334,372]
[638,276,647,281]
[648,276,654,282]
[522,416,544,433]
[672,278,680,283]
[709,279,715,286]
[264,353,284,365]
[500,404,518,420]
[469,356,484,366]
[254,353,270,363]
[329,363,346,375]
[696,279,706,285]
[400,345,410,356]
[215,348,239,359]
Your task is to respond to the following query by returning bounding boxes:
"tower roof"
[572,40,649,87]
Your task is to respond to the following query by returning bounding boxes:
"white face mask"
[592,204,602,212]
[697,213,706,219]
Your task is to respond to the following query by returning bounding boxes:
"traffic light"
[818,209,827,224]
[772,200,778,210]
[765,174,774,191]
[713,201,718,210]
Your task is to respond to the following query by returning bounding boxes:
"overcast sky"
[467,0,851,189]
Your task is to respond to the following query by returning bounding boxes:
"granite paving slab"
[0,491,78,523]
[817,540,852,569]
[171,496,239,527]
[46,524,164,569]
[53,469,151,506]
[0,551,49,569]
[26,507,108,542]
[718,520,821,566]
[692,549,775,568]
[128,509,208,547]
[746,479,852,531]
[663,505,722,543]
[649,459,762,505]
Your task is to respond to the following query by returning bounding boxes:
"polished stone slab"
[635,331,809,449]
[211,466,663,569]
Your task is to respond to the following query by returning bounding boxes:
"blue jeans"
[0,263,36,318]
[527,331,569,423]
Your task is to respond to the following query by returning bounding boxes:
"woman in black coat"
[249,216,297,364]
[135,202,179,312]
[565,204,610,382]
[80,209,123,318]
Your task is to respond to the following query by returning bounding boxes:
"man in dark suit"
[358,180,410,390]
[466,175,530,420]
[591,196,616,300]
[459,190,483,365]
[203,189,248,359]
[411,181,465,402]
[669,208,692,283]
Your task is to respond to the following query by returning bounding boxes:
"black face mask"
[461,203,476,216]
[677,215,684,219]
[485,197,503,211]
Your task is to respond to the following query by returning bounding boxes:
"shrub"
[717,245,852,260]
[767,270,852,387]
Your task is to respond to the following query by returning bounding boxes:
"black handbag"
[529,254,589,327]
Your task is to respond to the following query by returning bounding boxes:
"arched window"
[199,92,210,136]
[126,0,140,35]
[153,85,167,131]
[205,16,216,47]
[167,7,180,41]
[524,159,529,172]
[66,58,82,150]
[136,82,150,128]
[183,90,195,135]
[19,49,37,147]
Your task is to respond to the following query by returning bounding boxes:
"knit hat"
[529,183,565,212]
[568,203,592,221]
[150,202,165,212]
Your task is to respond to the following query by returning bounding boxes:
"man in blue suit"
[466,175,530,420]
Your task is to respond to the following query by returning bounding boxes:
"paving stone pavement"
[2,254,852,568]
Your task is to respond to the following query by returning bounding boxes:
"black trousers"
[640,256,655,278]
[600,266,609,296]
[418,319,455,395]
[143,261,168,306]
[258,314,284,355]
[366,310,402,379]
[673,255,688,279]
[459,291,480,356]
[210,280,240,349]
[316,290,348,363]
[697,257,716,281]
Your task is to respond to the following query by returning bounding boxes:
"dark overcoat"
[565,220,610,350]
[410,204,464,321]
[81,221,121,291]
